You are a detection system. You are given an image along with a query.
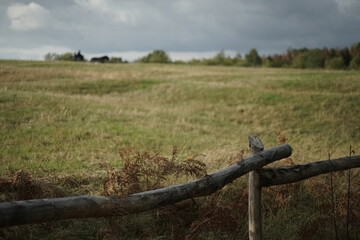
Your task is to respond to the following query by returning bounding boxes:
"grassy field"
[1,60,360,239]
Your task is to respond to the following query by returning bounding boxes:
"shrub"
[201,51,235,66]
[245,48,262,67]
[173,60,186,65]
[325,57,346,70]
[340,48,352,66]
[264,55,287,68]
[350,42,360,57]
[292,53,307,68]
[349,55,360,70]
[57,52,74,61]
[108,57,123,63]
[212,50,226,65]
[292,49,324,69]
[188,59,202,65]
[137,50,171,63]
[232,53,242,65]
[305,49,325,68]
[43,52,59,61]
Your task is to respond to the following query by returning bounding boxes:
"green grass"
[54,78,160,95]
[1,60,359,172]
[0,60,359,239]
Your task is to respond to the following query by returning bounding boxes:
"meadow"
[0,60,359,239]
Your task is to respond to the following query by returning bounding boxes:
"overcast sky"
[1,0,359,61]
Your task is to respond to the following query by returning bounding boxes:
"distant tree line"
[263,42,360,70]
[44,42,360,70]
[136,43,360,70]
[182,42,360,70]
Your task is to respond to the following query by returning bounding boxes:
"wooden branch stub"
[248,135,264,154]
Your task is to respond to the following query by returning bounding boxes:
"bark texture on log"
[0,144,292,227]
[258,155,360,187]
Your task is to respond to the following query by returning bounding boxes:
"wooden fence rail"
[258,154,360,187]
[0,143,292,227]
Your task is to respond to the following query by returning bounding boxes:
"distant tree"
[320,48,330,61]
[233,53,242,64]
[350,42,360,57]
[223,57,235,66]
[245,48,262,66]
[262,57,272,68]
[173,60,186,65]
[137,50,171,63]
[136,55,147,63]
[188,58,202,65]
[43,52,59,61]
[329,48,339,58]
[149,50,171,63]
[265,54,287,68]
[231,53,247,66]
[325,57,346,70]
[292,53,307,68]
[285,47,297,63]
[213,50,228,65]
[349,55,360,70]
[291,48,325,69]
[305,49,324,68]
[340,48,352,66]
[202,50,235,66]
[109,57,123,63]
[202,57,217,65]
[57,52,74,61]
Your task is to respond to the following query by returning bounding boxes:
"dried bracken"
[103,147,207,196]
[185,189,248,239]
[0,170,64,202]
[297,217,323,240]
[276,131,295,166]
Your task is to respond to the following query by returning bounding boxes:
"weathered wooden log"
[258,155,360,187]
[0,144,292,227]
[248,135,264,240]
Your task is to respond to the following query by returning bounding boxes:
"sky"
[1,0,360,61]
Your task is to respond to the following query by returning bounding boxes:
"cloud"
[7,2,52,31]
[335,0,360,18]
[1,0,359,60]
[74,0,134,23]
[0,45,74,60]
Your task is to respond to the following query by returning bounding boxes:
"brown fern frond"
[297,217,323,240]
[103,147,207,197]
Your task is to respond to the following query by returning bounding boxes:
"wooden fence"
[1,135,359,240]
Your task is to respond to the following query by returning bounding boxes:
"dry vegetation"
[0,60,359,239]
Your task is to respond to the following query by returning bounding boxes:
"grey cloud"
[0,0,359,60]
[336,0,360,18]
[7,2,51,31]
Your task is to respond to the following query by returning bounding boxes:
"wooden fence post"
[248,135,264,240]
